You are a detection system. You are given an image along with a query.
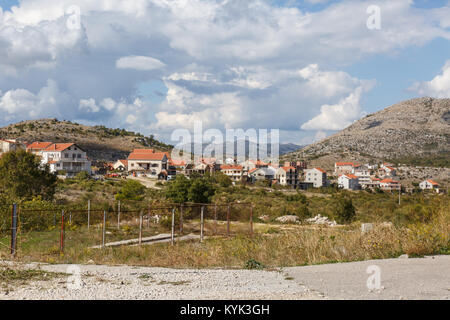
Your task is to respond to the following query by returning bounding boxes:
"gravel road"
[1,255,448,300]
[0,263,321,300]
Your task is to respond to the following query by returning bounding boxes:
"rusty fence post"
[179,205,183,234]
[227,204,231,237]
[117,200,121,230]
[139,210,143,246]
[171,208,175,246]
[250,205,254,237]
[10,204,18,256]
[102,210,106,249]
[60,210,65,253]
[200,206,204,243]
[87,199,90,231]
[214,203,217,235]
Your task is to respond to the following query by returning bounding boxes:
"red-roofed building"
[127,149,168,178]
[380,179,401,191]
[41,143,91,176]
[26,141,53,156]
[334,162,361,175]
[220,164,243,181]
[113,159,128,172]
[419,179,440,191]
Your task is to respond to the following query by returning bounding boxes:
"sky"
[0,0,450,146]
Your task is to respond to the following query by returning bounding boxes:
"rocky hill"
[0,119,172,161]
[287,97,450,168]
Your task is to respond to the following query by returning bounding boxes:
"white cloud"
[0,0,449,144]
[301,87,366,131]
[411,61,450,98]
[116,55,166,71]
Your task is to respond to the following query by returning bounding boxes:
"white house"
[304,168,328,188]
[338,174,360,190]
[127,149,168,178]
[353,165,371,188]
[220,164,243,181]
[41,143,91,176]
[0,139,23,156]
[335,162,360,176]
[113,159,128,172]
[419,179,440,191]
[249,167,276,182]
[275,166,298,186]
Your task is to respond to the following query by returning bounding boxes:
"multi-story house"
[26,142,53,156]
[41,143,91,176]
[275,166,298,186]
[220,165,243,181]
[338,174,360,190]
[353,165,371,188]
[127,149,168,178]
[334,162,360,176]
[304,167,328,188]
[380,179,401,191]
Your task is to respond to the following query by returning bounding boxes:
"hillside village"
[0,137,446,194]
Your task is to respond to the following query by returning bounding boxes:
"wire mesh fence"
[0,201,254,258]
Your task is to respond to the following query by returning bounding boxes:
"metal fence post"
[10,204,18,256]
[250,205,254,237]
[117,200,121,230]
[214,203,217,235]
[179,205,183,234]
[227,204,231,237]
[171,208,175,246]
[147,205,150,229]
[60,210,65,253]
[200,206,204,243]
[102,210,106,249]
[69,211,72,224]
[87,200,90,230]
[139,211,143,246]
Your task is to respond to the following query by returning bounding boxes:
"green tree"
[164,175,191,203]
[334,195,356,224]
[115,180,146,201]
[188,178,216,203]
[0,150,57,201]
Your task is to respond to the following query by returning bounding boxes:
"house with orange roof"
[220,164,243,181]
[334,162,361,176]
[275,166,298,186]
[379,179,401,191]
[338,174,360,190]
[127,149,168,178]
[26,141,53,156]
[41,143,91,176]
[419,179,440,192]
[304,167,328,188]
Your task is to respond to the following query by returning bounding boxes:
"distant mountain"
[0,119,172,161]
[286,97,450,167]
[180,140,304,160]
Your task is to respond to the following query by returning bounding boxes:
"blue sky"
[0,0,450,145]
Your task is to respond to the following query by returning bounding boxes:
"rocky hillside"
[287,97,450,167]
[0,119,172,161]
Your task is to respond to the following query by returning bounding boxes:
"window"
[77,154,81,158]
[64,154,69,158]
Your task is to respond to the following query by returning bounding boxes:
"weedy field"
[0,176,449,269]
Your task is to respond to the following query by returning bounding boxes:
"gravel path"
[0,263,321,300]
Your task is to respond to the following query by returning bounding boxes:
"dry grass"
[1,208,448,269]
